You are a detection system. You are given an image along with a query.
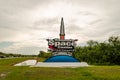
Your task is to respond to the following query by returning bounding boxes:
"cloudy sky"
[0,0,120,55]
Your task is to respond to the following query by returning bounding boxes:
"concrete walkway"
[14,60,36,66]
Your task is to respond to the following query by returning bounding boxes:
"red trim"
[60,36,65,40]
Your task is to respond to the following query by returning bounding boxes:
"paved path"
[14,60,36,66]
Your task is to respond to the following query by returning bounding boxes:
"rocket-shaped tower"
[60,18,65,40]
[45,18,79,62]
[46,18,78,56]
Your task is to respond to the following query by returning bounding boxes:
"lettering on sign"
[47,39,76,52]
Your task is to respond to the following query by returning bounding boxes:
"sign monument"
[46,18,78,56]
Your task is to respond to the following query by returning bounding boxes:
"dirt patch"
[0,72,10,78]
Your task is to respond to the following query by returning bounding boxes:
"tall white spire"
[60,17,65,40]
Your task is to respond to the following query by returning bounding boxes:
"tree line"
[74,36,120,65]
[0,52,36,58]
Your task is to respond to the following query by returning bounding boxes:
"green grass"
[0,57,35,66]
[0,58,120,80]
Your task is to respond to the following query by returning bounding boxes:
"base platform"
[32,62,89,68]
[14,60,89,68]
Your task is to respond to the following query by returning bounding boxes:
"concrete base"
[32,62,89,68]
[14,60,89,68]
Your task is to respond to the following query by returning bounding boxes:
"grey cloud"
[77,11,97,16]
[66,24,83,34]
[0,0,55,28]
[31,18,59,30]
[88,19,103,25]
[82,23,120,39]
[0,0,51,10]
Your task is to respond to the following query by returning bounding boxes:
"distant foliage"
[74,36,120,65]
[0,52,37,58]
[38,51,52,58]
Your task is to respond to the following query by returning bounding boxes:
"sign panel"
[47,39,76,52]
